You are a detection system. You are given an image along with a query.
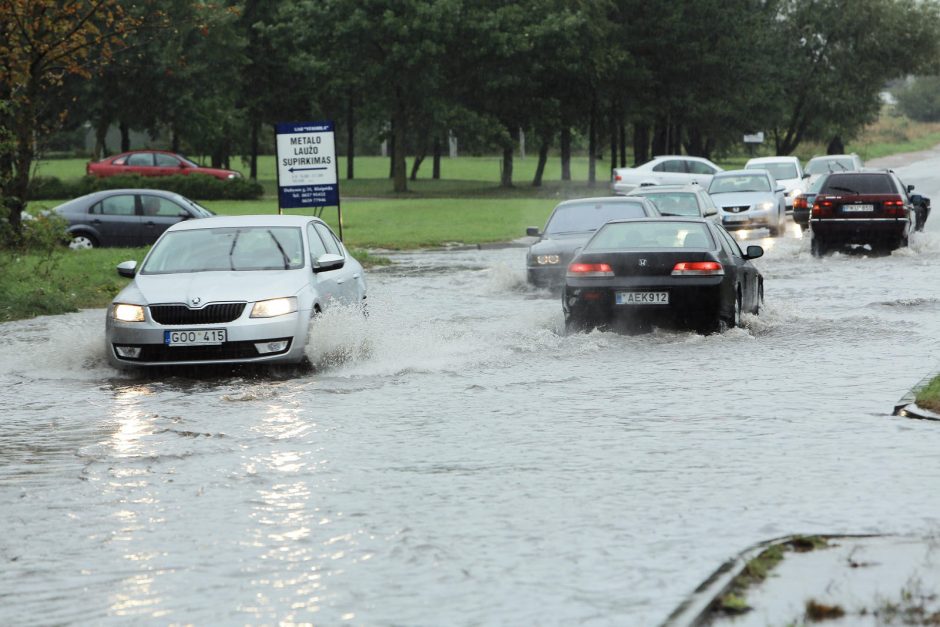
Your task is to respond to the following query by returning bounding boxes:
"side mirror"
[802,173,811,179]
[704,208,718,217]
[745,245,764,260]
[116,260,137,278]
[908,184,915,193]
[179,163,187,169]
[776,187,786,193]
[177,210,191,220]
[526,226,541,237]
[313,253,345,273]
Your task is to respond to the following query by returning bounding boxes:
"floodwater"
[3,157,940,626]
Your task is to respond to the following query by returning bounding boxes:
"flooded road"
[4,157,940,625]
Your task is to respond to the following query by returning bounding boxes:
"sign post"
[274,120,343,240]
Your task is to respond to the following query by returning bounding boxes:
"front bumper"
[106,308,311,367]
[720,207,775,230]
[527,265,566,290]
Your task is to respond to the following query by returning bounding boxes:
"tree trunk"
[388,119,395,179]
[671,124,682,155]
[609,117,618,180]
[392,98,407,192]
[827,135,844,155]
[410,153,425,180]
[119,121,130,152]
[432,137,441,179]
[685,127,704,157]
[346,92,355,180]
[588,95,597,183]
[560,125,571,181]
[532,140,549,187]
[93,117,110,159]
[633,122,649,165]
[500,144,514,188]
[249,120,259,180]
[171,130,180,154]
[619,124,627,167]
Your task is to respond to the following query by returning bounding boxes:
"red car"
[86,150,242,181]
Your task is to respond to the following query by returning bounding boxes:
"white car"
[804,153,864,186]
[105,214,366,368]
[744,156,808,210]
[611,155,723,195]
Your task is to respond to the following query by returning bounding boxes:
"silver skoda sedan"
[105,214,366,368]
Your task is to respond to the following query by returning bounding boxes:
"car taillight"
[614,174,622,182]
[812,198,834,217]
[567,262,614,277]
[882,198,905,217]
[671,261,724,276]
[793,197,807,210]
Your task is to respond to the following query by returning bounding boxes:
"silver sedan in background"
[106,214,366,368]
[707,169,787,236]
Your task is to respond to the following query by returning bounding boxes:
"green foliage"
[897,77,940,123]
[28,174,263,201]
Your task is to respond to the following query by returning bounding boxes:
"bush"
[29,174,264,201]
[896,76,940,123]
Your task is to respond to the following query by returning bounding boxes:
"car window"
[307,223,328,260]
[314,223,343,256]
[126,153,153,167]
[112,156,127,165]
[708,174,770,193]
[545,200,649,234]
[686,161,716,175]
[714,225,744,257]
[640,192,701,217]
[92,195,137,216]
[140,195,185,217]
[587,221,714,250]
[820,173,896,195]
[154,153,180,167]
[746,162,798,180]
[653,159,686,173]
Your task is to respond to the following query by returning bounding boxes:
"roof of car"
[554,196,651,208]
[746,156,800,165]
[602,216,709,225]
[168,214,322,231]
[808,154,859,161]
[626,184,703,194]
[713,169,771,177]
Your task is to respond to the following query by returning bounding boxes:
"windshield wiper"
[829,185,859,195]
[228,230,240,270]
[267,230,291,269]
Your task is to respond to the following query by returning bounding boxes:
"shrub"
[29,174,264,201]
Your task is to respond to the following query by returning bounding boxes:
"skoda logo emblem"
[638,259,647,267]
[191,297,201,306]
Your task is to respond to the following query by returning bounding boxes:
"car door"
[686,160,719,187]
[306,222,343,307]
[90,193,141,246]
[313,222,360,303]
[652,159,687,185]
[138,194,191,245]
[713,225,757,311]
[124,152,156,176]
[154,152,184,177]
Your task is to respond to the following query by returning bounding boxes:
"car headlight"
[536,255,560,265]
[757,201,775,211]
[227,172,241,180]
[250,297,298,318]
[112,303,145,322]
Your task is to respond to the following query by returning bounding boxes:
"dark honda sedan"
[526,196,660,290]
[563,218,763,334]
[53,189,214,248]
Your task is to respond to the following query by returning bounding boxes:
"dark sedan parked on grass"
[563,218,763,334]
[526,196,660,290]
[53,189,214,249]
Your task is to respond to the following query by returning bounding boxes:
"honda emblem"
[638,259,648,267]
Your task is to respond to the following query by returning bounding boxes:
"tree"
[896,76,940,123]
[0,0,145,236]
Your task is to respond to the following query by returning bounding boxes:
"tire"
[754,281,764,315]
[69,233,97,250]
[811,235,828,257]
[768,210,784,237]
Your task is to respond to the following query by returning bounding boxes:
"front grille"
[118,338,292,362]
[150,303,246,325]
[724,205,750,213]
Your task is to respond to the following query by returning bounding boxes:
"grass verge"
[914,375,940,413]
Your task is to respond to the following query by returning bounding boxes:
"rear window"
[587,221,714,250]
[820,174,896,195]
[545,200,648,235]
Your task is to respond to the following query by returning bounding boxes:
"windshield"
[587,221,714,250]
[545,201,648,234]
[142,226,305,274]
[638,192,700,216]
[708,174,770,194]
[180,197,214,217]
[806,158,856,175]
[746,162,798,181]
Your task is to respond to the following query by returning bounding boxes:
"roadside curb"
[660,534,881,627]
[893,369,940,420]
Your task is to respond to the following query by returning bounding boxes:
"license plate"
[842,204,874,212]
[616,291,669,305]
[165,329,227,346]
[723,215,746,223]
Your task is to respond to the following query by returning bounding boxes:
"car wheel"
[69,233,97,250]
[754,281,764,315]
[768,211,783,237]
[810,235,828,257]
[565,313,593,334]
[732,290,743,327]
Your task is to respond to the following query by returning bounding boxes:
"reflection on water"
[2,186,940,623]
